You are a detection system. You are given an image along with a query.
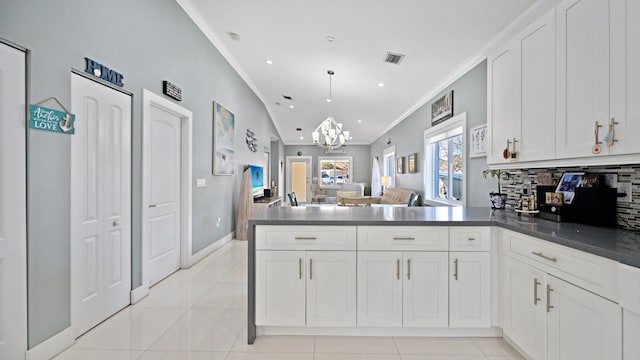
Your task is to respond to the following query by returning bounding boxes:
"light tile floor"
[55,240,524,360]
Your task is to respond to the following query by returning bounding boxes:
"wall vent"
[384,52,405,65]
[282,95,293,100]
[325,149,346,154]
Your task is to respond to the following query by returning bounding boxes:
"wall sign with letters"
[29,105,75,134]
[85,57,124,87]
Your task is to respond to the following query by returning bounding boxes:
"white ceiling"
[178,0,536,145]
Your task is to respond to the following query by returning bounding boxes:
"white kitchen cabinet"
[502,256,546,360]
[555,0,611,159]
[449,252,491,328]
[255,250,306,326]
[487,43,517,165]
[619,263,640,359]
[516,8,556,162]
[623,310,640,360]
[357,251,403,327]
[608,0,640,155]
[306,251,357,327]
[256,250,357,327]
[402,252,449,327]
[547,275,621,360]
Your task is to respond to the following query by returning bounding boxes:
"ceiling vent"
[384,52,405,65]
[282,95,293,100]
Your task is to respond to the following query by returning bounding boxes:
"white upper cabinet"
[517,9,556,162]
[555,0,611,159]
[487,43,517,164]
[608,0,640,155]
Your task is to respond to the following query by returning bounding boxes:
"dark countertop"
[249,206,640,267]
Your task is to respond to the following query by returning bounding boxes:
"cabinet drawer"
[449,226,491,252]
[357,226,448,251]
[255,225,356,250]
[505,230,618,301]
[619,264,640,314]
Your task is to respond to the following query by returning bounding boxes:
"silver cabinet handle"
[112,220,119,227]
[295,236,317,240]
[149,204,157,208]
[407,259,411,280]
[532,251,557,263]
[299,258,302,279]
[393,237,415,240]
[396,259,400,280]
[533,278,541,305]
[546,284,554,312]
[454,258,459,281]
[309,258,313,280]
[468,237,476,241]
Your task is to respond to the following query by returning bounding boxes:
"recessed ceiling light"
[378,82,385,87]
[296,128,302,131]
[266,59,273,65]
[289,105,294,109]
[227,32,241,41]
[325,36,335,42]
[326,98,331,103]
[275,102,281,106]
[357,119,363,123]
[299,136,304,140]
[282,95,293,100]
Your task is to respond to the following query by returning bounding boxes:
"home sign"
[85,57,124,87]
[29,105,75,134]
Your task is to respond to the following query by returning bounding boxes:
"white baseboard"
[187,231,235,268]
[26,326,75,360]
[257,326,503,337]
[130,284,150,304]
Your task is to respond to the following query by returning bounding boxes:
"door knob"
[112,220,119,227]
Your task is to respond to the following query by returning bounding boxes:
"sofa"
[334,183,365,205]
[380,188,416,204]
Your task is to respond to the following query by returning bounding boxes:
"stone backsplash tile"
[498,164,640,231]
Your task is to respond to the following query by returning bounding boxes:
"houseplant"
[482,169,511,209]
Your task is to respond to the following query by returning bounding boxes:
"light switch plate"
[196,178,206,187]
[617,182,632,203]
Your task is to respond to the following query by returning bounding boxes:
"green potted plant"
[482,169,511,209]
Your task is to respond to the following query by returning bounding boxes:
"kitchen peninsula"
[247,206,640,360]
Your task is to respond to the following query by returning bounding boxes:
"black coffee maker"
[536,183,617,227]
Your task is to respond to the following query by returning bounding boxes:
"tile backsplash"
[499,164,640,231]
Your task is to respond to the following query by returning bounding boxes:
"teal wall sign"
[29,105,75,134]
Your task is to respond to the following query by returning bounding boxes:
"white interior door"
[143,90,193,287]
[0,41,27,360]
[71,73,132,336]
[286,156,311,203]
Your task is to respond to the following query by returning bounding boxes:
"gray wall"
[271,140,285,198]
[370,60,493,206]
[284,145,372,185]
[1,0,280,347]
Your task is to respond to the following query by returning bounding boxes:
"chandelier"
[312,70,350,149]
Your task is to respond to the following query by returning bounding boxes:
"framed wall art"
[213,101,235,175]
[431,90,453,125]
[469,123,487,158]
[408,153,417,173]
[397,156,405,174]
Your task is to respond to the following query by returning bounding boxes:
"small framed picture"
[408,153,418,173]
[396,157,405,174]
[469,123,487,158]
[431,90,454,125]
[555,172,585,204]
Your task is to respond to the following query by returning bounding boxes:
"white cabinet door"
[609,0,640,155]
[307,251,356,327]
[487,43,518,164]
[502,256,546,360]
[255,251,306,326]
[556,0,611,159]
[403,252,449,327]
[449,252,491,328]
[357,251,403,327]
[623,310,640,360]
[517,8,556,162]
[547,275,621,360]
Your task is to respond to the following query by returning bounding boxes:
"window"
[424,113,466,206]
[263,150,271,190]
[382,146,396,188]
[318,156,353,188]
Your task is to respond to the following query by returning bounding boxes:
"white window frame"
[382,145,396,188]
[423,112,467,207]
[318,156,353,189]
